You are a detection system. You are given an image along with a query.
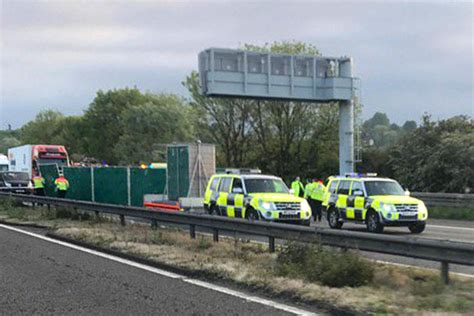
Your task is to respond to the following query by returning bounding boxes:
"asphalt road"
[0,225,314,316]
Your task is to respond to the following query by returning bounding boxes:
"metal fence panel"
[63,167,92,201]
[130,168,166,206]
[94,167,128,205]
[38,164,59,197]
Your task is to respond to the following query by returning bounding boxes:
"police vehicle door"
[217,177,232,216]
[347,181,365,221]
[336,180,351,219]
[228,178,245,218]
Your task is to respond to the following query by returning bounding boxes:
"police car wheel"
[408,223,425,234]
[247,209,259,222]
[366,211,384,233]
[210,205,220,216]
[328,208,343,229]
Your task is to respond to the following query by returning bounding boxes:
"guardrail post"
[47,204,51,211]
[213,228,219,242]
[269,236,275,253]
[190,224,196,239]
[120,214,126,226]
[151,219,158,230]
[441,261,449,285]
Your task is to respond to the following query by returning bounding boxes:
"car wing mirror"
[289,189,295,195]
[404,190,410,196]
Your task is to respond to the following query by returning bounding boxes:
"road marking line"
[428,224,474,232]
[0,224,316,316]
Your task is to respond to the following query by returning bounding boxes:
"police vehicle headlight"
[259,200,275,211]
[418,203,428,218]
[301,200,311,213]
[381,202,395,218]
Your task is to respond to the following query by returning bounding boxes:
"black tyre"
[327,207,343,229]
[210,205,220,216]
[300,219,311,226]
[408,223,426,234]
[246,208,260,222]
[366,210,384,233]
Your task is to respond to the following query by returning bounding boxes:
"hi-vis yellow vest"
[32,176,45,189]
[310,183,326,201]
[55,178,69,191]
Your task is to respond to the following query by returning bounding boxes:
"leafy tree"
[56,116,86,158]
[0,130,21,154]
[402,120,417,131]
[82,88,150,164]
[184,73,252,167]
[389,115,473,193]
[113,94,193,164]
[20,110,65,144]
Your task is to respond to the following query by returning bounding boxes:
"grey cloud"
[1,1,472,128]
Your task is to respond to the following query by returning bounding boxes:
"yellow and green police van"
[204,172,312,225]
[322,174,428,233]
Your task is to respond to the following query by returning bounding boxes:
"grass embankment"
[1,199,473,314]
[428,206,474,221]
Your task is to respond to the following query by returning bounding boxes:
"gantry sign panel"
[198,48,358,102]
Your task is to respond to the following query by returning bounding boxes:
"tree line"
[1,41,472,193]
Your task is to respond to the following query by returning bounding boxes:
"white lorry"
[8,144,70,179]
[0,154,8,172]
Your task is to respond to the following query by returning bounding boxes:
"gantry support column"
[339,58,355,175]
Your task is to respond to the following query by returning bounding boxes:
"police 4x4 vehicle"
[322,174,428,233]
[204,171,312,225]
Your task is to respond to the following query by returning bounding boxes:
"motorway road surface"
[0,225,317,315]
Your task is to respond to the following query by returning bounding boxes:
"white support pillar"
[339,58,355,175]
[339,101,354,175]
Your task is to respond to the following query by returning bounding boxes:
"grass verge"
[428,206,474,221]
[0,200,473,314]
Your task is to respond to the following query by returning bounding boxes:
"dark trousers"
[57,190,67,198]
[34,188,44,206]
[308,198,322,221]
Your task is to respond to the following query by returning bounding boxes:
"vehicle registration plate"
[282,211,298,215]
[403,211,417,216]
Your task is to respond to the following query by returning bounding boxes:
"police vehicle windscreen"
[364,181,405,196]
[244,178,289,194]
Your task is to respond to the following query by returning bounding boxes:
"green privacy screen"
[93,167,128,205]
[167,145,190,201]
[64,167,92,201]
[39,166,166,206]
[130,168,166,206]
[38,164,59,196]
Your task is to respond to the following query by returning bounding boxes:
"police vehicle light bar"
[225,168,262,175]
[344,172,378,178]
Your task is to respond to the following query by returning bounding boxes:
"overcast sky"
[0,0,472,129]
